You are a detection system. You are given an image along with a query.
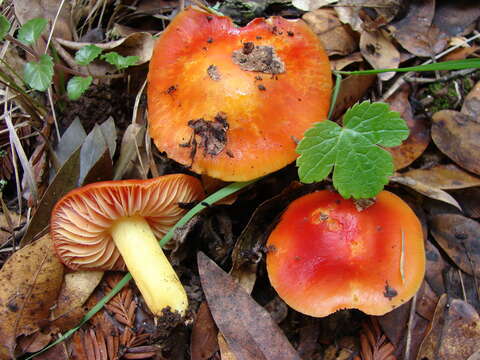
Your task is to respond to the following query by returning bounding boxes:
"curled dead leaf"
[330,52,363,71]
[390,175,462,210]
[461,81,480,121]
[56,32,155,65]
[360,30,399,81]
[432,110,480,175]
[0,234,64,358]
[331,75,376,120]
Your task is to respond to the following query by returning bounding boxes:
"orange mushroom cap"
[51,174,204,271]
[266,190,425,317]
[147,7,332,181]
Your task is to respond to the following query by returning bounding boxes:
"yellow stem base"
[110,215,188,316]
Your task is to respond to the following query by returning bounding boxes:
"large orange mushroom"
[50,174,204,316]
[266,190,425,317]
[148,7,332,181]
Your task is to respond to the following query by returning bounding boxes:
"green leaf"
[24,54,54,91]
[67,76,92,100]
[296,101,409,199]
[0,15,11,41]
[74,45,102,66]
[17,18,47,46]
[100,52,139,70]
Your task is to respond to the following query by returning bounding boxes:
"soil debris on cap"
[232,42,285,74]
[187,112,229,157]
[207,65,221,81]
[383,282,398,300]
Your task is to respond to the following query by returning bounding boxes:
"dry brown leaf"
[56,32,155,65]
[0,209,24,247]
[191,302,219,360]
[292,0,337,11]
[0,234,64,358]
[198,252,301,360]
[417,295,480,359]
[13,0,73,41]
[429,213,480,278]
[52,271,103,325]
[303,9,357,56]
[403,164,480,190]
[386,86,429,169]
[461,81,480,121]
[331,52,363,71]
[113,123,145,180]
[390,175,462,210]
[360,30,399,81]
[450,188,480,219]
[431,110,480,175]
[433,1,480,36]
[424,240,447,295]
[331,75,376,120]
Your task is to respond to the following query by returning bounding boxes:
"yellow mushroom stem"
[110,215,188,316]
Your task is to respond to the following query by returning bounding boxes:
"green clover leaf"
[296,101,409,199]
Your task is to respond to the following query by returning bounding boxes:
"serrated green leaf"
[0,15,11,41]
[100,52,139,70]
[24,54,54,91]
[296,101,409,199]
[74,45,102,66]
[17,18,47,46]
[67,76,92,100]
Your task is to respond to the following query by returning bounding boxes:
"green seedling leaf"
[100,52,139,70]
[297,101,409,199]
[0,15,10,41]
[17,17,47,46]
[74,44,102,66]
[24,54,54,91]
[67,76,92,100]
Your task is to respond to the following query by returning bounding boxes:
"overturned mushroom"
[50,174,204,316]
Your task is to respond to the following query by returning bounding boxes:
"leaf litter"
[1,1,480,359]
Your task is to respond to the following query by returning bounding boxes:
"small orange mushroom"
[266,190,425,317]
[147,7,332,181]
[51,174,204,316]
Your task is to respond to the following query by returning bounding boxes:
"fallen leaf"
[461,81,480,120]
[386,85,430,169]
[359,318,396,360]
[113,122,145,180]
[292,0,337,11]
[433,1,480,36]
[191,302,219,360]
[78,124,112,185]
[450,188,480,219]
[390,175,462,210]
[331,75,377,121]
[416,281,439,321]
[14,0,73,41]
[198,252,301,360]
[302,9,357,56]
[0,209,24,246]
[403,164,480,190]
[468,351,480,360]
[330,52,363,71]
[444,267,480,312]
[0,234,64,358]
[53,271,104,324]
[429,213,480,278]
[431,110,480,175]
[20,148,81,247]
[360,29,399,81]
[418,295,480,360]
[424,240,447,295]
[389,0,448,57]
[52,117,86,170]
[56,32,155,65]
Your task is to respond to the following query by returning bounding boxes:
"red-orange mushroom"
[266,190,425,317]
[51,174,204,316]
[148,7,332,181]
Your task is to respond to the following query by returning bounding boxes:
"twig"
[404,294,417,360]
[405,68,477,83]
[381,32,480,101]
[45,0,67,53]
